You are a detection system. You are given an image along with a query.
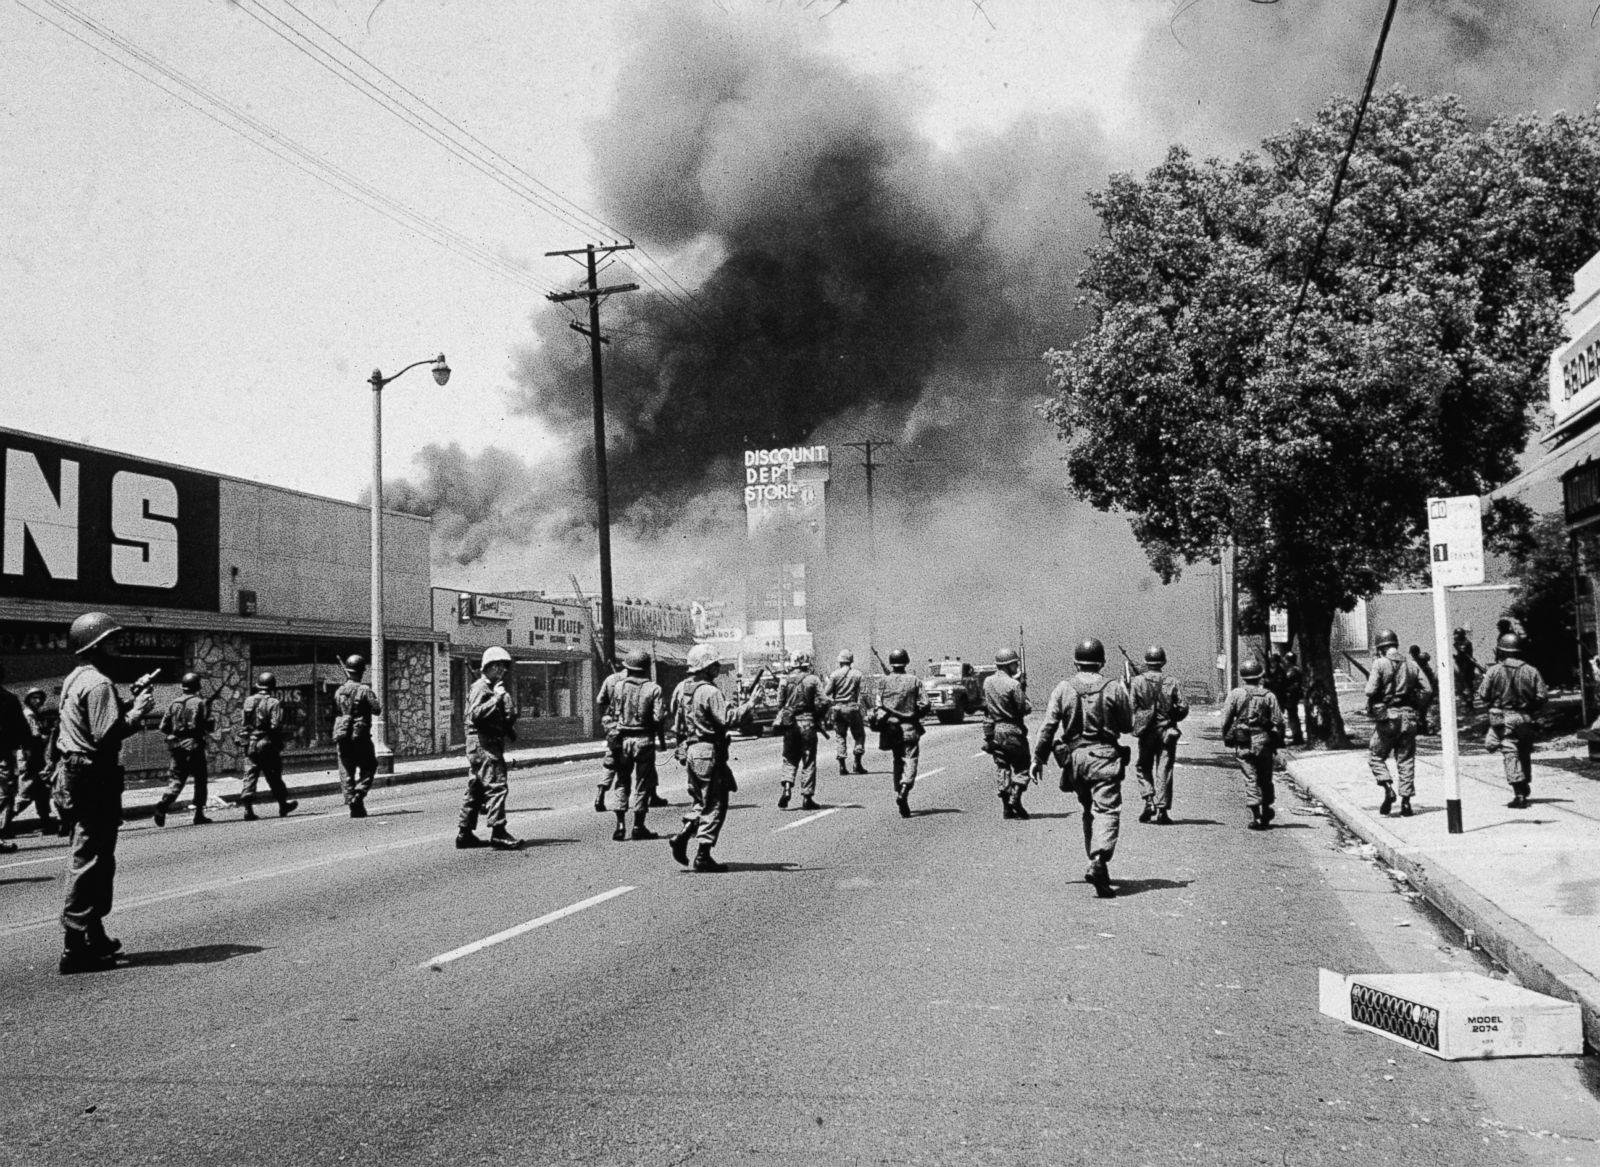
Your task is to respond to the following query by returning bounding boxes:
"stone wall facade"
[385,640,435,757]
[189,630,250,774]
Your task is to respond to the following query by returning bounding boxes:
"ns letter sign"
[1,433,220,611]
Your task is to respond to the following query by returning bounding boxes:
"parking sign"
[1426,496,1484,587]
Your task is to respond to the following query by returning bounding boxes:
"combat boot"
[349,798,367,819]
[852,756,867,775]
[192,811,214,826]
[152,798,171,827]
[801,796,820,811]
[1138,801,1155,824]
[0,802,14,838]
[1399,797,1413,817]
[692,845,727,873]
[1085,859,1114,898]
[1259,804,1275,827]
[87,926,122,958]
[1000,792,1016,820]
[1154,809,1173,826]
[594,785,609,813]
[649,792,669,808]
[279,799,298,818]
[1010,791,1030,820]
[896,790,911,818]
[1378,783,1395,816]
[630,814,660,842]
[612,812,627,842]
[777,784,792,809]
[668,828,693,867]
[242,803,259,821]
[489,827,521,850]
[0,840,14,855]
[455,831,485,849]
[1247,805,1266,831]
[838,758,849,776]
[58,934,115,975]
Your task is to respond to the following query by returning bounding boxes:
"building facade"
[0,427,440,776]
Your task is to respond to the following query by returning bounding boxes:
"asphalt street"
[2,721,1598,1166]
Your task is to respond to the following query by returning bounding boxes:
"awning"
[1491,425,1600,512]
[616,638,691,667]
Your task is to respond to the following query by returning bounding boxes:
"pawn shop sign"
[1427,496,1485,587]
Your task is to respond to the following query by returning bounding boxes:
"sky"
[4,0,1597,677]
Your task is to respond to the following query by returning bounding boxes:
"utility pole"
[843,439,892,652]
[546,243,637,669]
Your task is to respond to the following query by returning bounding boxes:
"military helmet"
[1073,637,1106,666]
[254,671,276,691]
[1240,656,1265,679]
[481,646,512,669]
[888,648,910,667]
[1496,631,1526,657]
[1374,628,1400,652]
[180,672,202,693]
[68,611,122,656]
[343,654,367,675]
[838,649,854,665]
[995,648,1019,666]
[624,648,652,674]
[24,687,46,705]
[793,652,813,670]
[1144,645,1167,666]
[687,644,719,674]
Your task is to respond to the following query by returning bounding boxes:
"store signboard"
[471,595,514,620]
[0,430,220,611]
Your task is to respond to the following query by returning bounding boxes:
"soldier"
[593,659,626,813]
[1453,628,1480,713]
[1364,628,1432,816]
[823,649,868,776]
[1129,645,1188,825]
[55,611,156,973]
[777,651,828,810]
[667,644,749,872]
[1410,645,1440,734]
[153,672,214,827]
[874,648,931,818]
[982,648,1032,820]
[237,672,298,820]
[605,649,668,842]
[1477,632,1549,809]
[0,669,29,841]
[15,687,58,835]
[333,654,382,818]
[1281,651,1306,746]
[1220,657,1287,831]
[457,646,521,850]
[1031,638,1133,896]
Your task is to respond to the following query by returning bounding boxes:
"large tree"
[1044,91,1600,744]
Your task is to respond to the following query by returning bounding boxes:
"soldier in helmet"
[1364,628,1432,816]
[457,646,521,850]
[604,649,668,842]
[776,651,828,810]
[823,649,868,776]
[1031,638,1133,897]
[667,644,750,872]
[593,658,627,813]
[237,672,297,820]
[14,686,58,835]
[333,654,382,818]
[1220,656,1287,830]
[873,648,931,818]
[1477,632,1549,809]
[982,648,1032,819]
[1280,651,1306,746]
[55,612,157,973]
[153,672,214,827]
[0,666,30,841]
[1128,645,1188,825]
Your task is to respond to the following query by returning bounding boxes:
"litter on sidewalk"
[1318,968,1582,1060]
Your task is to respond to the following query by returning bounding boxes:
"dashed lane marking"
[0,854,60,872]
[774,806,850,832]
[421,885,636,969]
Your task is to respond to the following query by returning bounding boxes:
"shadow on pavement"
[122,943,266,967]
[912,808,962,817]
[1109,877,1193,898]
[1536,757,1600,778]
[0,874,54,886]
[365,808,421,818]
[1154,818,1224,827]
[1023,811,1077,820]
[711,861,807,873]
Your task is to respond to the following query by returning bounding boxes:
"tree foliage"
[1505,513,1578,686]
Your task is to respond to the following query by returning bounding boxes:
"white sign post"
[1427,495,1485,835]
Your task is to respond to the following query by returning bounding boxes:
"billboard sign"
[743,445,829,545]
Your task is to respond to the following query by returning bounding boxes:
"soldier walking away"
[1031,638,1133,897]
[457,647,522,850]
[14,687,59,835]
[1365,629,1433,817]
[824,649,868,775]
[1409,645,1441,734]
[333,654,382,818]
[1280,652,1306,746]
[605,650,668,841]
[0,669,31,843]
[1220,657,1287,830]
[777,652,828,810]
[237,673,298,820]
[667,644,749,872]
[982,648,1032,820]
[1477,632,1549,809]
[593,659,626,813]
[152,673,214,827]
[55,611,156,974]
[874,648,930,818]
[1129,646,1189,824]
[1453,628,1481,713]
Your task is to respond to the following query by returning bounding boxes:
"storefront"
[433,588,595,748]
[0,427,441,776]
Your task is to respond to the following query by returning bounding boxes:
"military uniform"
[672,678,740,869]
[1477,653,1548,806]
[1281,656,1306,745]
[593,667,626,811]
[1129,668,1188,820]
[0,686,28,837]
[1220,675,1286,828]
[460,674,519,840]
[16,696,56,831]
[1034,670,1133,889]
[607,673,667,840]
[875,671,930,816]
[823,662,867,774]
[333,676,382,815]
[1364,648,1432,812]
[239,689,295,817]
[981,668,1031,819]
[777,666,827,808]
[155,691,213,824]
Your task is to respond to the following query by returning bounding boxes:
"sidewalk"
[1280,695,1600,1053]
[113,739,610,821]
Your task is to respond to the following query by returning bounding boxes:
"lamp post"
[368,353,450,774]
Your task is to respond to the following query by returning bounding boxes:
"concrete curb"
[1283,752,1600,1054]
[119,744,610,823]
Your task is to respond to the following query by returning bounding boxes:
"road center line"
[421,886,636,969]
[774,806,847,832]
[0,854,61,872]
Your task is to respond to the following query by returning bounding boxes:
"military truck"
[924,658,982,724]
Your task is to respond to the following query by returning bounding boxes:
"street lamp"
[368,353,449,774]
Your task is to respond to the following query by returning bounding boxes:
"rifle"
[130,669,161,696]
[1018,625,1028,690]
[870,646,890,674]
